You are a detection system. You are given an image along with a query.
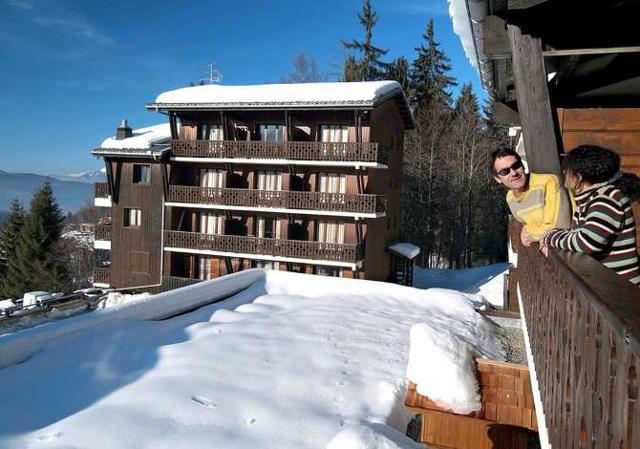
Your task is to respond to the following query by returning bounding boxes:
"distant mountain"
[51,167,106,184]
[0,171,94,214]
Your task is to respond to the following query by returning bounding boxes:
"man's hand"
[520,226,531,247]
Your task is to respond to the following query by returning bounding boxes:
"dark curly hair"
[563,145,640,201]
[489,146,521,176]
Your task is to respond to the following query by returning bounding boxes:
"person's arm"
[523,177,567,241]
[542,196,624,254]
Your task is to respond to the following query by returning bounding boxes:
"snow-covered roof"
[148,81,414,129]
[388,242,421,260]
[448,0,493,92]
[92,123,171,158]
[0,269,503,448]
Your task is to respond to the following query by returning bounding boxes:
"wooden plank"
[559,108,640,132]
[507,0,548,9]
[508,24,561,175]
[543,46,640,57]
[492,101,521,125]
[483,16,511,59]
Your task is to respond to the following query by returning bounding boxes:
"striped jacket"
[543,183,640,285]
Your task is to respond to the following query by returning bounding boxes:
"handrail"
[517,238,640,448]
[95,182,109,198]
[164,230,364,264]
[170,139,388,164]
[167,185,386,215]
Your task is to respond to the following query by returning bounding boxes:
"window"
[318,173,346,194]
[256,171,283,191]
[256,260,280,271]
[320,125,349,143]
[133,165,151,184]
[199,212,224,235]
[124,208,142,227]
[200,169,225,188]
[317,221,345,244]
[256,217,281,239]
[316,266,342,277]
[198,256,221,280]
[199,124,224,141]
[259,125,284,143]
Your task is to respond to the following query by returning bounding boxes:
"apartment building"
[92,81,414,291]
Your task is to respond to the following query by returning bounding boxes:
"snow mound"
[97,291,151,309]
[327,423,424,449]
[407,322,481,414]
[0,270,504,449]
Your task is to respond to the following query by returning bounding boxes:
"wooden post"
[508,24,561,175]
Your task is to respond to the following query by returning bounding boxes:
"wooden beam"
[483,16,511,59]
[493,101,521,125]
[508,24,561,175]
[543,46,640,57]
[507,0,549,9]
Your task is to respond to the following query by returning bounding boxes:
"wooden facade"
[93,84,411,289]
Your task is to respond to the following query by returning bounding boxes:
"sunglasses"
[495,160,523,177]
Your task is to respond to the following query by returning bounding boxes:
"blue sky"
[0,0,483,175]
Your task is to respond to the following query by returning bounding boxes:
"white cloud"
[5,0,114,47]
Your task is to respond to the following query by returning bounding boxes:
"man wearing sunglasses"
[491,147,572,247]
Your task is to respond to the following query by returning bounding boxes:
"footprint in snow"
[35,432,63,442]
[246,418,256,425]
[190,395,217,408]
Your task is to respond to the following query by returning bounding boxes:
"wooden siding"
[557,108,640,175]
[365,98,405,281]
[107,159,164,288]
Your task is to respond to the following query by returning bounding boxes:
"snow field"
[0,270,505,449]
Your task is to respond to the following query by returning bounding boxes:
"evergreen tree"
[341,0,390,81]
[0,199,25,298]
[9,182,70,296]
[343,55,361,82]
[409,19,457,109]
[387,56,410,92]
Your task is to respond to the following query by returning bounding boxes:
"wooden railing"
[161,276,202,291]
[517,241,640,448]
[171,139,388,164]
[95,182,109,198]
[94,224,111,241]
[164,230,364,264]
[168,185,386,215]
[94,267,110,284]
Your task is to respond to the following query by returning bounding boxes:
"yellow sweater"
[506,173,573,241]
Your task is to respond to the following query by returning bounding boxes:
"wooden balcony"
[164,230,364,265]
[94,267,110,285]
[167,185,386,216]
[512,220,640,448]
[95,182,109,198]
[161,276,202,291]
[94,224,111,241]
[170,139,388,165]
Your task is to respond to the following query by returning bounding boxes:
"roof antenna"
[204,63,223,84]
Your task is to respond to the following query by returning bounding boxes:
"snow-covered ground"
[414,262,511,308]
[0,270,504,449]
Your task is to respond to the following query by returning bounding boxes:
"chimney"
[116,119,133,140]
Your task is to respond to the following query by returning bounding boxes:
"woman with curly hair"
[541,145,640,285]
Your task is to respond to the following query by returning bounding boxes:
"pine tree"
[10,182,70,296]
[341,0,390,81]
[387,56,410,92]
[0,199,25,298]
[409,19,457,109]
